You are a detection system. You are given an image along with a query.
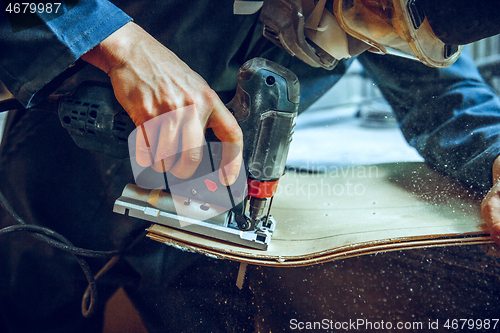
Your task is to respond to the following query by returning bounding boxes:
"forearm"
[81,21,136,74]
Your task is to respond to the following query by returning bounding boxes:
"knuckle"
[184,150,203,165]
[201,85,218,100]
[136,145,152,156]
[160,111,180,127]
[136,152,153,167]
[225,123,243,142]
[129,109,151,127]
[156,149,178,163]
[198,86,218,107]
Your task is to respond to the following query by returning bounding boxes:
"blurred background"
[285,36,500,169]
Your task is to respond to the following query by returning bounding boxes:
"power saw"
[56,58,300,250]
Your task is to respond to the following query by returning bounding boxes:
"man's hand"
[481,156,500,245]
[81,22,243,185]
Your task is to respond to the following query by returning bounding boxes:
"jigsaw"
[57,58,300,250]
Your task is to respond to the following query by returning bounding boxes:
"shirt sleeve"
[0,0,132,107]
[358,49,500,192]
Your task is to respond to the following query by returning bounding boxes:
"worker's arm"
[81,22,242,184]
[481,156,500,245]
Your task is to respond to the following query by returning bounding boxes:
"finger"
[490,222,500,245]
[169,115,205,179]
[152,117,180,173]
[482,188,500,245]
[135,124,157,167]
[208,101,243,185]
[219,142,243,186]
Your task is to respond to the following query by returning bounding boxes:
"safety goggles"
[235,0,463,69]
[333,0,462,67]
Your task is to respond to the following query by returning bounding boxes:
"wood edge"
[146,228,493,267]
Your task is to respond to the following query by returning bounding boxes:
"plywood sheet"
[147,162,493,266]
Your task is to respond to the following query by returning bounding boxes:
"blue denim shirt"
[0,0,131,107]
[357,50,500,192]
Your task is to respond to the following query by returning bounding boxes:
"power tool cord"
[0,187,130,318]
[0,59,137,317]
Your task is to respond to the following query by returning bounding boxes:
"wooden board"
[146,162,493,266]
